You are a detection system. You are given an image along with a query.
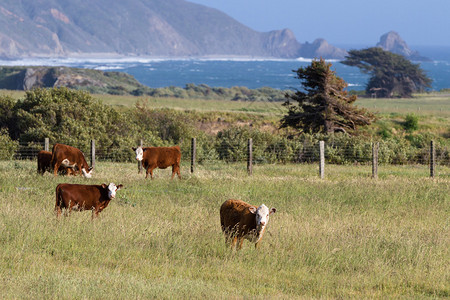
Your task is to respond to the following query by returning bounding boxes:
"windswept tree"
[341,47,432,98]
[280,58,374,135]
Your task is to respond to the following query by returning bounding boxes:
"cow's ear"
[270,208,276,215]
[132,147,136,151]
[248,207,257,214]
[101,183,107,188]
[88,167,93,172]
[142,148,148,152]
[116,184,123,190]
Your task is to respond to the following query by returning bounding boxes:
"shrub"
[0,128,18,160]
[404,113,419,132]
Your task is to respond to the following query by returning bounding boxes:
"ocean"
[1,46,449,91]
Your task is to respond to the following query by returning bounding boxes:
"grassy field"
[98,92,450,118]
[0,160,448,298]
[4,89,449,116]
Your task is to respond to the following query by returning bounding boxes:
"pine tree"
[280,58,374,135]
[341,47,432,98]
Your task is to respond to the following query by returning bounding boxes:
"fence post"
[372,142,379,179]
[90,139,95,167]
[430,140,435,178]
[247,138,253,176]
[44,138,49,152]
[191,137,196,173]
[319,141,325,179]
[138,139,143,174]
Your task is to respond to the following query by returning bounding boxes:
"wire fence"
[8,138,450,169]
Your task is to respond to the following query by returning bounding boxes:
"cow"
[37,150,75,175]
[55,183,123,218]
[132,146,181,179]
[220,199,276,250]
[50,143,93,178]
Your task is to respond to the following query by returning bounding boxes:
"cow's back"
[52,144,80,163]
[144,146,181,167]
[56,183,102,209]
[220,199,257,234]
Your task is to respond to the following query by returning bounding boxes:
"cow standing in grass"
[37,150,74,175]
[51,143,93,178]
[55,183,123,218]
[132,146,181,179]
[220,199,276,250]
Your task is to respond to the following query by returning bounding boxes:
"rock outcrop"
[376,31,429,61]
[299,39,348,59]
[0,66,145,94]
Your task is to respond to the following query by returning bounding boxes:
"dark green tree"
[280,58,374,135]
[341,47,432,98]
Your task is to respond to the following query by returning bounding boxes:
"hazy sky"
[188,0,449,47]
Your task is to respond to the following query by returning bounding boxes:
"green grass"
[357,93,450,118]
[0,160,449,298]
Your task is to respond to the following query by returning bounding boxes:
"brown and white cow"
[51,143,93,178]
[37,150,75,175]
[55,183,123,218]
[220,199,276,250]
[132,146,181,179]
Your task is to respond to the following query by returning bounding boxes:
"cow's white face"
[135,147,144,161]
[249,204,276,234]
[82,167,93,178]
[107,183,122,199]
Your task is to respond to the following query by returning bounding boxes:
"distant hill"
[0,0,346,59]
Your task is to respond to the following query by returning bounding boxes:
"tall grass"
[0,160,448,298]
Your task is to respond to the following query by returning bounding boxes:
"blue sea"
[2,46,450,91]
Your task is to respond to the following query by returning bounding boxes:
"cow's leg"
[145,168,150,179]
[230,236,238,250]
[237,238,244,250]
[255,240,262,249]
[92,209,99,219]
[55,206,62,218]
[176,166,181,179]
[37,161,43,175]
[53,163,60,176]
[172,164,181,179]
[149,167,155,179]
[171,165,176,179]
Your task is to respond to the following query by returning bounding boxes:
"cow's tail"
[50,145,57,173]
[55,184,62,217]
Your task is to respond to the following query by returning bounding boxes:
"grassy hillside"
[0,161,448,298]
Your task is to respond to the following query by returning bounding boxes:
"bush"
[404,113,419,132]
[0,128,18,160]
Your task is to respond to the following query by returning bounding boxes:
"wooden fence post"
[247,138,253,176]
[372,142,379,179]
[90,139,95,167]
[138,139,143,174]
[430,140,435,178]
[44,138,49,152]
[191,138,196,173]
[319,141,325,179]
